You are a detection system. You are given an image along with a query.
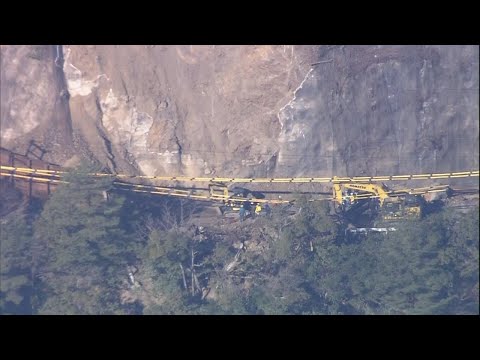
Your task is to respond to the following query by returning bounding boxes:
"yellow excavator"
[333,181,390,206]
[380,195,422,221]
[332,177,450,221]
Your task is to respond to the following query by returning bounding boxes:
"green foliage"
[248,259,312,315]
[143,229,191,290]
[265,199,338,266]
[32,163,132,314]
[212,198,341,315]
[0,211,33,314]
[441,207,479,313]
[314,208,479,315]
[236,199,478,315]
[140,220,218,314]
[2,165,477,315]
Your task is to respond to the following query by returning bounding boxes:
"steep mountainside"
[1,45,478,180]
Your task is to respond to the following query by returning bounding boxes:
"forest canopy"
[1,165,478,315]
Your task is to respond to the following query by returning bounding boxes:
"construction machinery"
[208,183,267,215]
[209,183,230,200]
[333,180,389,206]
[380,194,422,221]
[1,161,477,223]
[332,177,452,222]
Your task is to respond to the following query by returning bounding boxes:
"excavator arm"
[343,183,389,204]
[332,177,390,205]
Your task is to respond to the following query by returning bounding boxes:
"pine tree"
[33,163,131,314]
[0,210,33,314]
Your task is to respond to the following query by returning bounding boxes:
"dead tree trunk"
[179,263,187,290]
[191,248,195,296]
[193,272,202,293]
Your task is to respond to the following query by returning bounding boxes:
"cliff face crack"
[50,45,74,149]
[174,134,183,166]
[97,126,117,173]
[277,68,314,130]
[54,45,63,68]
[120,77,131,103]
[95,97,117,172]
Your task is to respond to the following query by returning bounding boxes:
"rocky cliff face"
[1,45,74,161]
[278,45,479,178]
[1,45,478,180]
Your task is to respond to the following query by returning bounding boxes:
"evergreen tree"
[32,163,131,314]
[315,209,479,315]
[0,210,33,314]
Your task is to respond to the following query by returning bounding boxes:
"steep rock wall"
[1,45,478,181]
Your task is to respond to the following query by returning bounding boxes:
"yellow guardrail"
[1,165,478,183]
[3,171,478,206]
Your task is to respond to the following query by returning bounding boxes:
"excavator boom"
[332,177,389,205]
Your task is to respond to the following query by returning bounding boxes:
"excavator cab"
[381,199,404,221]
[381,194,422,221]
[333,178,425,224]
[402,194,422,219]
